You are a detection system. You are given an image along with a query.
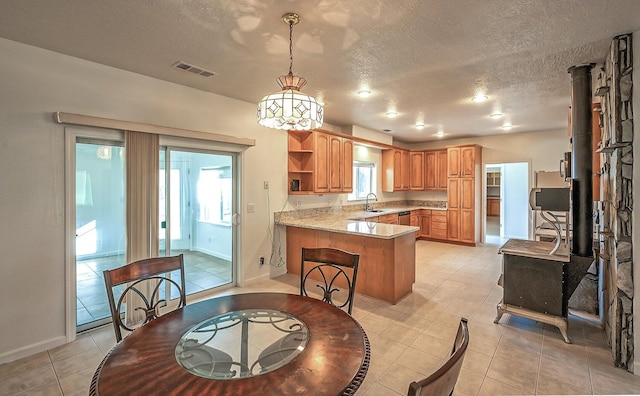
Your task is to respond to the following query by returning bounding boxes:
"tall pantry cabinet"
[447,145,482,245]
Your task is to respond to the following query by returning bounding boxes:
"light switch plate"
[247,203,255,213]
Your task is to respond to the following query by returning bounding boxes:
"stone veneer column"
[597,33,634,371]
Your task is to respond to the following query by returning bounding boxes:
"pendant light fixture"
[257,13,323,130]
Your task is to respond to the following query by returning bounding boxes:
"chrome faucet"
[365,193,378,212]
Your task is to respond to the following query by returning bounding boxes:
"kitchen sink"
[366,210,387,213]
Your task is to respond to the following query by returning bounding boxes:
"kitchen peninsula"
[277,205,431,304]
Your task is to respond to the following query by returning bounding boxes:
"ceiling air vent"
[172,61,216,77]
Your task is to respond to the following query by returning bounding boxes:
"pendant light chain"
[288,20,294,76]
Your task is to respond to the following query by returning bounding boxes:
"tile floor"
[76,251,232,328]
[3,240,640,395]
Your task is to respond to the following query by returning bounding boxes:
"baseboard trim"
[0,336,67,365]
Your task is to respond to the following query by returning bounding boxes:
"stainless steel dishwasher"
[398,211,411,225]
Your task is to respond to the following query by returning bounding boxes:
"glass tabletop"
[175,308,309,379]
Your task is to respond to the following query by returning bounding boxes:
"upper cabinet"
[287,130,353,194]
[382,149,410,192]
[409,151,424,190]
[424,149,448,190]
[446,145,482,245]
[447,145,477,178]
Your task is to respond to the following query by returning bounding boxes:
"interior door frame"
[482,160,532,244]
[65,126,124,343]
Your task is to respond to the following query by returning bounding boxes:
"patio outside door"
[75,141,126,330]
[160,148,235,298]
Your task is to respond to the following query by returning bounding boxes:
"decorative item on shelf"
[257,12,323,131]
[291,179,300,191]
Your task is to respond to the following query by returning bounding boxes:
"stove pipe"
[567,64,595,257]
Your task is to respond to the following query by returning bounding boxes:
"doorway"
[484,162,530,245]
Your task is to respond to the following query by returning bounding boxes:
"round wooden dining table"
[90,292,370,395]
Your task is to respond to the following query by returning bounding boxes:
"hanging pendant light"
[257,13,323,130]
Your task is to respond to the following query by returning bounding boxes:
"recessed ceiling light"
[386,111,398,118]
[435,131,445,137]
[501,123,513,130]
[357,90,371,98]
[382,129,393,133]
[490,112,503,119]
[472,93,489,103]
[415,123,425,130]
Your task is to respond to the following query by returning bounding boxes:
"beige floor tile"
[410,332,453,361]
[477,377,528,396]
[376,363,423,395]
[538,353,591,391]
[57,367,94,396]
[369,336,409,362]
[0,363,57,396]
[422,312,462,342]
[378,324,421,346]
[536,372,592,395]
[486,353,538,393]
[357,314,394,336]
[50,349,103,379]
[454,367,485,396]
[394,346,442,377]
[0,352,51,382]
[359,381,402,396]
[590,369,640,395]
[48,335,96,363]
[461,349,493,375]
[15,382,63,396]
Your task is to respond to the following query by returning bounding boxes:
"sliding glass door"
[74,137,237,332]
[160,148,235,298]
[75,140,126,330]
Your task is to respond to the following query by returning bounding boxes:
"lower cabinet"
[447,209,460,241]
[430,211,447,240]
[377,213,398,225]
[419,211,431,238]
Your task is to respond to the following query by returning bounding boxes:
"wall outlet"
[263,181,269,189]
[259,256,265,266]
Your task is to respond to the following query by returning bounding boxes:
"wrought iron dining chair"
[300,247,360,314]
[407,317,469,396]
[258,247,360,372]
[103,254,187,342]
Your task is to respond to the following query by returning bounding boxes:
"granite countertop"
[275,202,445,240]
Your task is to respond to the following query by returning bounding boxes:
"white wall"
[0,38,288,362]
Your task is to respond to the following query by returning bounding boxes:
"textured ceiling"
[1,0,639,142]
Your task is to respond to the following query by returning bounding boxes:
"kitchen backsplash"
[276,199,447,222]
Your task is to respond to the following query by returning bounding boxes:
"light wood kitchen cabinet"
[328,134,353,193]
[430,211,448,240]
[446,145,481,245]
[377,213,398,225]
[287,130,315,194]
[425,150,448,190]
[446,209,460,241]
[287,130,353,194]
[419,210,431,238]
[487,198,500,216]
[382,149,410,192]
[314,131,331,193]
[409,151,424,190]
[447,145,478,178]
[437,150,448,189]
